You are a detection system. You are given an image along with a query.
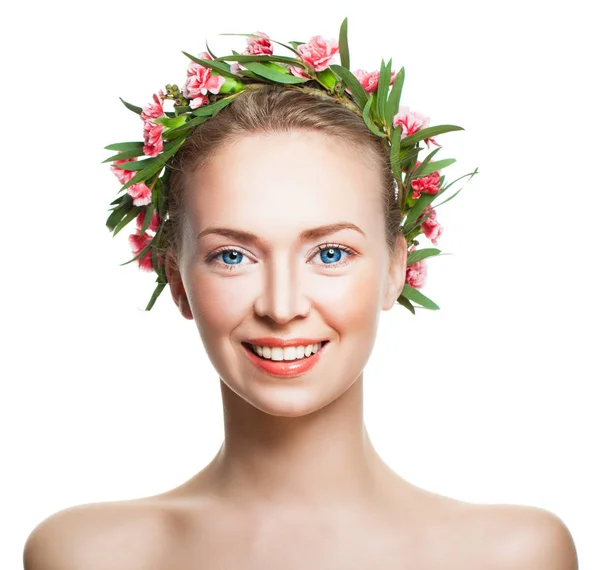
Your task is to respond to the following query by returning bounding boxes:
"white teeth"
[250,342,325,361]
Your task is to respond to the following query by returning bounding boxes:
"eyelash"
[206,242,356,272]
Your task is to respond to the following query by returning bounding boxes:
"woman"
[23,25,578,570]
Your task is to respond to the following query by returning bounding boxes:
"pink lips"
[242,340,329,378]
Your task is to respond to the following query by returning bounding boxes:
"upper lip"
[244,337,328,347]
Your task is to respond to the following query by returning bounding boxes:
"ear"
[382,234,407,311]
[165,251,194,320]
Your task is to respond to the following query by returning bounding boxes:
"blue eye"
[217,250,245,265]
[319,247,342,264]
[319,244,354,265]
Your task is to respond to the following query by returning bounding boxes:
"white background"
[2,0,598,568]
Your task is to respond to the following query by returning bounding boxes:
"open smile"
[241,341,330,378]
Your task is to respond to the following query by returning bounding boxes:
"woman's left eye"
[312,244,354,266]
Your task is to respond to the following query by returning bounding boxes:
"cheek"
[182,265,249,347]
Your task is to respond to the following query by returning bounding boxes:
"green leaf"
[181,52,239,79]
[103,147,146,163]
[397,295,416,314]
[119,138,185,192]
[408,147,442,179]
[362,96,386,138]
[403,192,438,234]
[439,166,479,194]
[119,97,142,115]
[145,281,167,311]
[241,61,308,83]
[154,115,188,130]
[401,284,440,310]
[390,126,403,180]
[106,196,134,231]
[112,157,157,171]
[400,124,463,148]
[205,40,218,59]
[162,115,207,140]
[416,158,456,177]
[104,141,143,152]
[399,147,421,171]
[192,95,238,116]
[140,203,155,234]
[407,247,441,265]
[433,167,479,208]
[385,67,405,128]
[338,17,350,69]
[316,68,338,91]
[216,54,304,66]
[329,64,368,109]
[376,58,392,125]
[113,206,142,237]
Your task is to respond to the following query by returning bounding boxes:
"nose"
[253,252,311,324]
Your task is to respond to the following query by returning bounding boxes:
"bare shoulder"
[463,503,579,570]
[23,499,177,570]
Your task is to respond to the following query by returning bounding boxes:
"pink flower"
[183,56,226,109]
[111,157,137,185]
[128,231,154,271]
[135,209,160,233]
[289,65,310,79]
[418,205,443,245]
[406,248,427,289]
[229,62,242,76]
[143,120,164,157]
[353,69,397,93]
[297,35,338,72]
[128,182,152,206]
[141,91,164,121]
[410,162,442,200]
[393,106,439,147]
[243,31,273,56]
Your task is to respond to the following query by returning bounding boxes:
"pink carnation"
[135,209,160,233]
[143,120,164,157]
[393,106,439,148]
[410,162,442,200]
[353,69,397,93]
[406,249,427,289]
[289,65,310,79]
[128,182,152,206]
[297,35,338,72]
[128,231,154,272]
[141,91,164,121]
[243,31,273,56]
[406,264,427,289]
[111,157,137,185]
[418,205,443,245]
[183,55,226,110]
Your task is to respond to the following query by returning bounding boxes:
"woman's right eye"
[207,248,249,269]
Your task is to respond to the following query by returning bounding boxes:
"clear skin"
[166,129,410,511]
[21,130,578,570]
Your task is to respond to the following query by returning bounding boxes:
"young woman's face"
[170,130,406,416]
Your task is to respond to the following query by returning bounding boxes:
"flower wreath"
[105,18,478,312]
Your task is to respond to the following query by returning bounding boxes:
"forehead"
[184,130,384,242]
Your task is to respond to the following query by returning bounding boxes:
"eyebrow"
[196,222,366,245]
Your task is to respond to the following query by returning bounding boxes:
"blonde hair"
[163,84,403,259]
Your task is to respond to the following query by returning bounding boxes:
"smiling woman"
[22,22,578,570]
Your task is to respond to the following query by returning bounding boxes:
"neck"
[201,373,394,509]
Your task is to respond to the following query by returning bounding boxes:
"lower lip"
[242,342,329,378]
